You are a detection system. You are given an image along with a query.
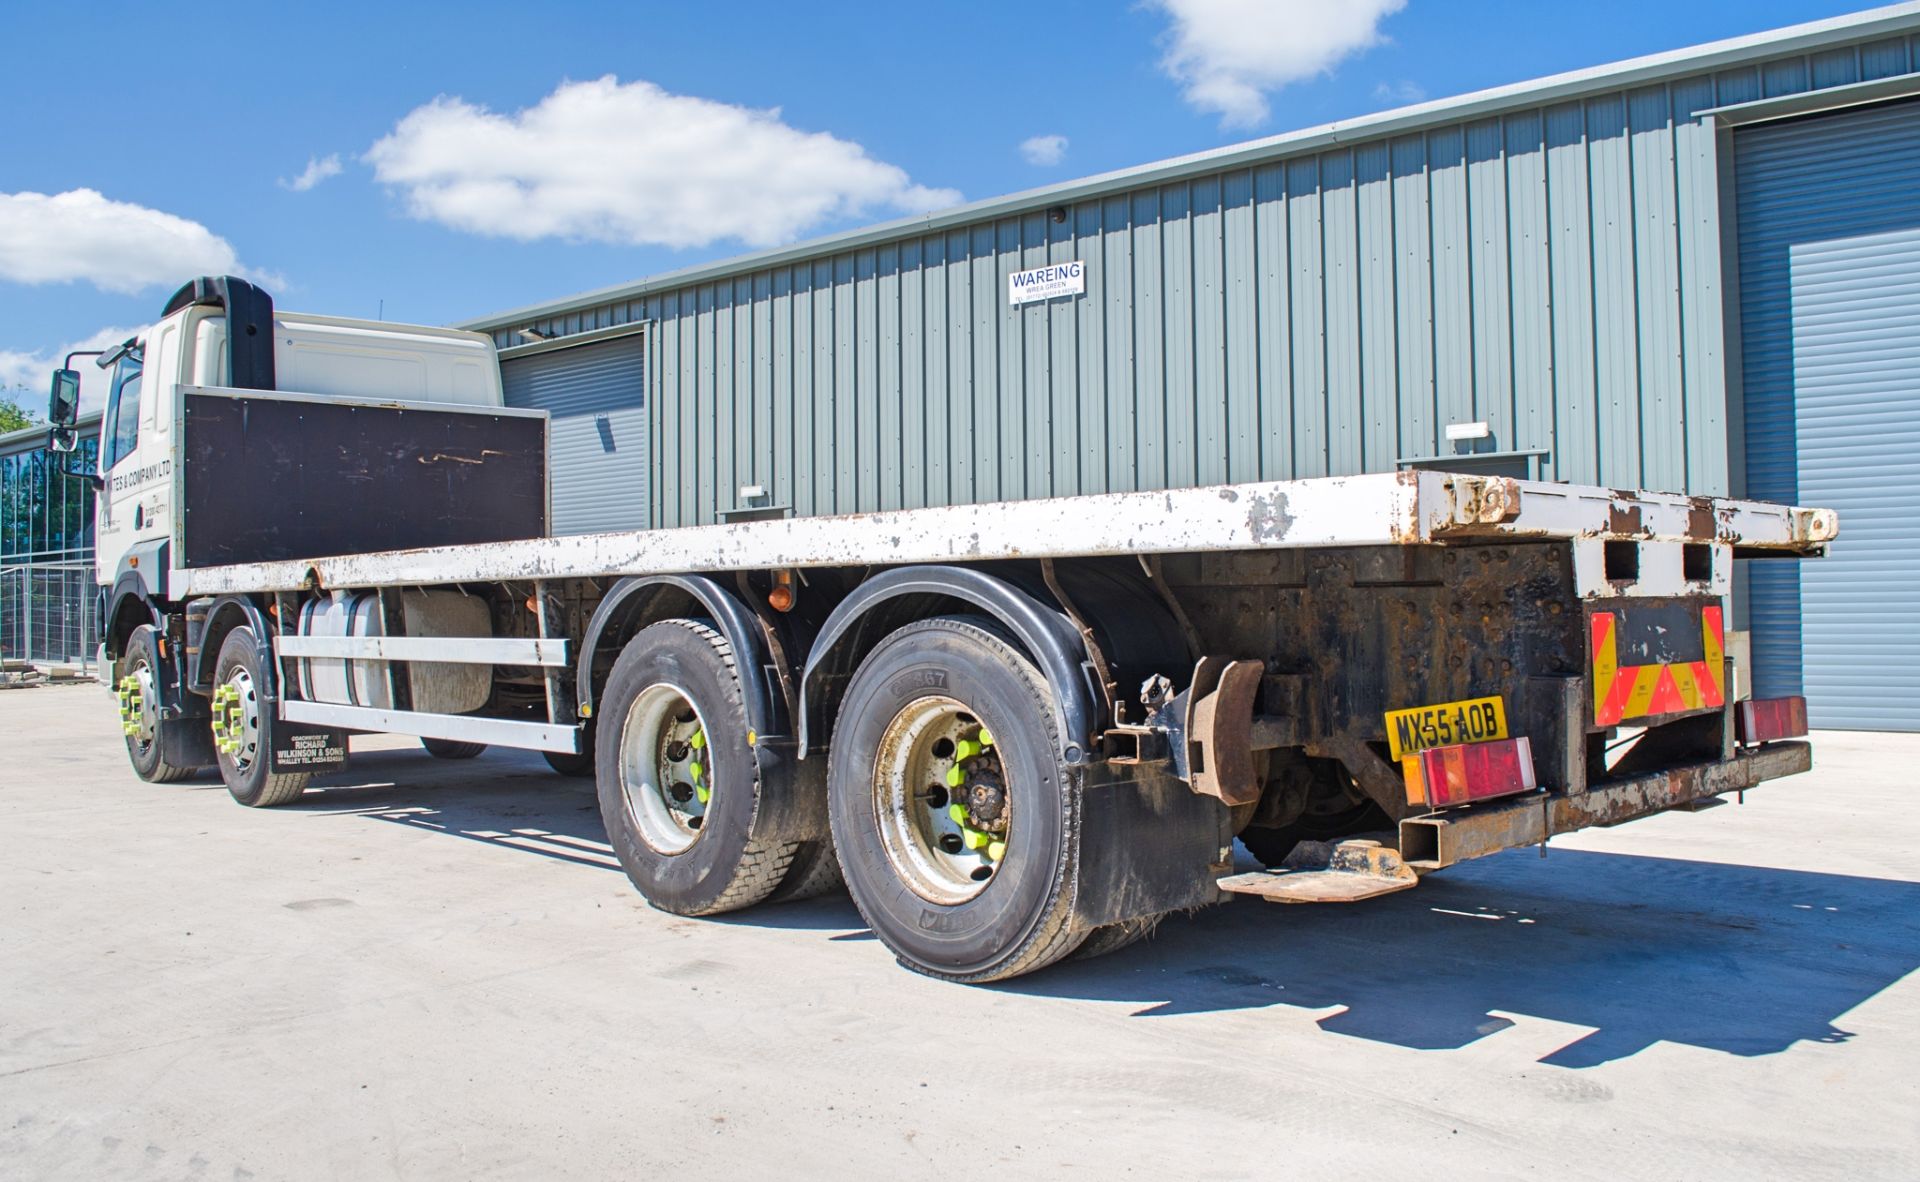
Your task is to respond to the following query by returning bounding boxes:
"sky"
[0,0,1890,410]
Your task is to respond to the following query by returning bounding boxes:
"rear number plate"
[1384,696,1508,761]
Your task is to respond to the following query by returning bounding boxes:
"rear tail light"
[1404,737,1536,808]
[1736,696,1808,745]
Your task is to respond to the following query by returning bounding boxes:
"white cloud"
[0,325,138,417]
[0,189,244,295]
[366,76,963,250]
[1373,79,1427,105]
[1019,134,1069,166]
[1149,0,1407,128]
[281,153,343,192]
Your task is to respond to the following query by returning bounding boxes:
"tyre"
[211,627,312,808]
[422,737,487,760]
[543,748,594,777]
[114,624,196,784]
[595,620,797,916]
[1073,914,1165,962]
[828,615,1088,983]
[768,839,845,903]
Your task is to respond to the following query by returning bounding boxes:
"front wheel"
[828,616,1088,983]
[212,627,311,808]
[115,624,197,784]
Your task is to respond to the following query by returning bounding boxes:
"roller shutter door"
[501,334,648,535]
[1736,99,1920,730]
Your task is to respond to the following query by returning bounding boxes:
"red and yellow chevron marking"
[1591,605,1725,727]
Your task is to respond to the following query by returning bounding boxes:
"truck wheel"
[115,624,196,784]
[1072,914,1164,962]
[768,840,845,903]
[596,620,797,916]
[828,616,1087,983]
[422,738,487,760]
[543,747,594,777]
[211,627,312,808]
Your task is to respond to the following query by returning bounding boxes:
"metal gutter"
[1702,69,1920,126]
[496,320,649,361]
[457,2,1920,333]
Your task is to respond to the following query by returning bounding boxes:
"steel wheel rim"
[618,682,712,855]
[121,659,159,752]
[872,695,1008,906]
[216,665,263,773]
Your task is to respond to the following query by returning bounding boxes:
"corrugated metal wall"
[487,34,1920,531]
[1734,98,1920,729]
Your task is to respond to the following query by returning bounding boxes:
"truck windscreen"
[103,354,143,468]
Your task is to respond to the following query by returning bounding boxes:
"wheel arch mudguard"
[576,575,781,744]
[577,574,824,844]
[190,596,274,694]
[103,538,173,662]
[103,576,158,663]
[797,565,1100,765]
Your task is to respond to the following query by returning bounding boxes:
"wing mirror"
[47,368,80,427]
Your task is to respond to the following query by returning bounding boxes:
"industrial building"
[0,413,100,670]
[465,4,1920,732]
[5,7,1915,729]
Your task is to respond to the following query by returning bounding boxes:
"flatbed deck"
[176,468,1836,596]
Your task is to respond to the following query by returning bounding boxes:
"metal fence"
[0,551,99,674]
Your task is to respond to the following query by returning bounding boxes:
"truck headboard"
[178,387,550,568]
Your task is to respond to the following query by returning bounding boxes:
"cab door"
[93,347,151,582]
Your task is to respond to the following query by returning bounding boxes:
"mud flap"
[746,739,832,845]
[1071,759,1232,929]
[159,719,218,771]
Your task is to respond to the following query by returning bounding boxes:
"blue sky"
[0,0,1883,402]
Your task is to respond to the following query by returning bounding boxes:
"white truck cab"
[62,277,504,591]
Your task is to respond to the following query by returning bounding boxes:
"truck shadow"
[283,748,1920,1067]
[287,746,620,874]
[1003,846,1920,1068]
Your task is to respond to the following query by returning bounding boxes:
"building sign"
[1008,260,1087,306]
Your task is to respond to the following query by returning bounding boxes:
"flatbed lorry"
[41,275,1836,982]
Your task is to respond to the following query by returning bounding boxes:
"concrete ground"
[2,682,1916,1180]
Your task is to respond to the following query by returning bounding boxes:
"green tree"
[0,395,33,433]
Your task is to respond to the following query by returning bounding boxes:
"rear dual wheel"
[828,617,1089,983]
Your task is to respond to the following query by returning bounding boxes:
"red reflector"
[1736,696,1808,745]
[1404,737,1536,808]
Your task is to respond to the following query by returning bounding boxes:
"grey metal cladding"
[1733,97,1920,727]
[500,334,648,535]
[475,21,1920,529]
